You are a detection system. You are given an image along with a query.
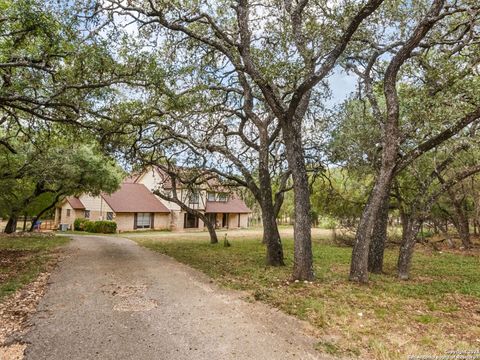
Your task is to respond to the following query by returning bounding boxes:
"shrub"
[74,218,90,231]
[319,216,338,230]
[94,221,117,234]
[81,220,117,234]
[83,220,96,233]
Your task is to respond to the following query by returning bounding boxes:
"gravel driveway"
[23,235,325,360]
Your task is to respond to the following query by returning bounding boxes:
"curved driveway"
[23,236,325,360]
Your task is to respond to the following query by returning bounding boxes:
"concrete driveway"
[23,236,325,359]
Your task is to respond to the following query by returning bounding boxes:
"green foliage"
[73,218,89,231]
[0,139,123,222]
[318,217,338,230]
[82,220,117,234]
[93,221,117,234]
[83,221,96,233]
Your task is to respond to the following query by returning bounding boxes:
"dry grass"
[0,234,69,300]
[128,228,480,359]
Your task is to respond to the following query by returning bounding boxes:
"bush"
[74,218,90,231]
[94,221,117,234]
[83,220,96,233]
[79,219,117,234]
[319,216,338,230]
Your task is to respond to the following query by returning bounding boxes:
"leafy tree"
[0,136,123,233]
[343,0,480,282]
[101,0,384,280]
[394,141,480,279]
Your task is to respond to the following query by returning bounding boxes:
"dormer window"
[218,193,228,202]
[207,192,216,202]
[206,192,229,202]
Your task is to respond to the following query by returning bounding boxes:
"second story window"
[207,192,216,202]
[189,192,199,204]
[66,209,71,217]
[218,193,228,202]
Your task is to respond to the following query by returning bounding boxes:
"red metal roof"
[66,197,85,210]
[102,183,170,213]
[205,197,251,214]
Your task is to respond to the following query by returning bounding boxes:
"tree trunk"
[257,129,285,266]
[282,119,314,280]
[28,195,63,232]
[350,167,394,283]
[368,192,390,273]
[205,220,218,244]
[397,217,421,280]
[4,215,17,234]
[262,208,285,266]
[449,193,472,249]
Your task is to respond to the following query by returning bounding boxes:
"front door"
[222,213,229,228]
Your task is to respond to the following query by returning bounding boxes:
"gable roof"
[66,197,85,210]
[205,197,251,214]
[101,183,170,213]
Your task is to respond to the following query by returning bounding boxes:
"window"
[218,193,228,202]
[84,210,90,219]
[66,209,71,217]
[106,212,113,221]
[188,192,199,204]
[184,213,199,228]
[207,192,229,202]
[136,213,151,229]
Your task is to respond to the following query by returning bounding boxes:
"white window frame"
[136,212,151,229]
[207,192,216,202]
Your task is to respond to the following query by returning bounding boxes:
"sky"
[326,68,358,108]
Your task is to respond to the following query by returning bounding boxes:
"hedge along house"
[127,166,251,230]
[54,183,170,231]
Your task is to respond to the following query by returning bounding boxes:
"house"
[126,166,251,230]
[55,183,170,231]
[55,166,251,232]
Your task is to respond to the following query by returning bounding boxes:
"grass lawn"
[0,235,70,300]
[131,230,480,360]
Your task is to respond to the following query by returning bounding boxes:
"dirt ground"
[21,235,330,360]
[124,226,335,241]
[0,253,63,360]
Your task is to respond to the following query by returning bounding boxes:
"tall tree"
[103,0,384,279]
[394,143,480,279]
[345,0,480,282]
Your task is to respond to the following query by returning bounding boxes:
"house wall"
[206,213,248,229]
[57,202,76,229]
[239,213,249,228]
[115,212,170,232]
[136,167,208,211]
[77,194,114,220]
[154,213,170,229]
[229,213,239,228]
[115,213,135,231]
